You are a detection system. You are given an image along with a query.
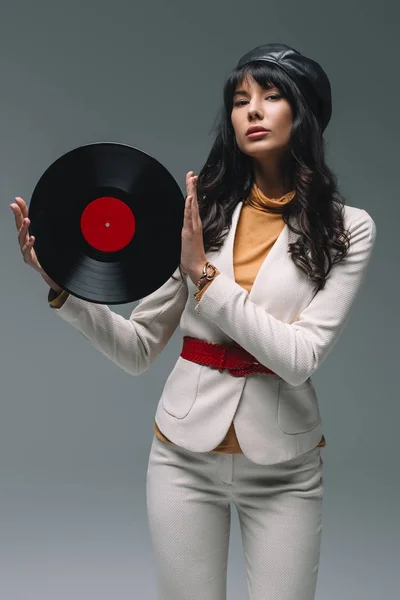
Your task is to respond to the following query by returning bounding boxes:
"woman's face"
[231,75,293,160]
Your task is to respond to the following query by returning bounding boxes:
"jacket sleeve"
[47,266,188,376]
[194,210,377,386]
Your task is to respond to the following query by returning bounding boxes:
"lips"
[246,126,270,136]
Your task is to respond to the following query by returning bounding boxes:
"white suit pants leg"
[233,443,324,600]
[146,434,324,600]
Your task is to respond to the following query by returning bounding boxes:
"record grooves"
[28,142,185,304]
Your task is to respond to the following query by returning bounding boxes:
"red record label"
[80,196,136,252]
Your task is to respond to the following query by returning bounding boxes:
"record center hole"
[105,222,110,227]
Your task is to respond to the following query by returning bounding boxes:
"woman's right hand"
[10,196,63,294]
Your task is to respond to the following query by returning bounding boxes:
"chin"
[241,144,274,158]
[240,140,286,160]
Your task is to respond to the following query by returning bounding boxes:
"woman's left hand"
[180,171,207,284]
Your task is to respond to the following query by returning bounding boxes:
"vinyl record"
[28,142,185,304]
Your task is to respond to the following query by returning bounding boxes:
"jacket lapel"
[208,200,291,302]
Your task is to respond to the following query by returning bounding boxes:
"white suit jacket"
[50,201,377,465]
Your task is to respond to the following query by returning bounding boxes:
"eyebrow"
[233,89,248,97]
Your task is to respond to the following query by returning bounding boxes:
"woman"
[11,43,377,600]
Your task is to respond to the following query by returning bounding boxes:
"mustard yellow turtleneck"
[48,182,326,452]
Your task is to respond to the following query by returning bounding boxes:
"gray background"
[1,0,398,598]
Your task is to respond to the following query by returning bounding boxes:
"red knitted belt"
[180,336,277,377]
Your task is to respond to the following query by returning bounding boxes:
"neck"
[252,157,292,199]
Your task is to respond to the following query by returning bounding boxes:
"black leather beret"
[236,43,332,132]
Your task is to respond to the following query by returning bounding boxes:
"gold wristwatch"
[193,261,219,302]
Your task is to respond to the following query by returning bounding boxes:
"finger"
[10,203,24,231]
[191,193,200,231]
[22,235,34,253]
[192,194,200,229]
[18,219,30,249]
[190,185,200,216]
[15,197,29,219]
[188,178,194,202]
[12,198,29,232]
[192,179,198,199]
[21,236,35,263]
[18,218,29,237]
[186,171,196,198]
[18,217,30,233]
[183,196,193,232]
[184,195,193,215]
[186,171,193,196]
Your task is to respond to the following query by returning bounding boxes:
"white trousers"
[146,434,324,600]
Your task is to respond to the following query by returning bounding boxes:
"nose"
[247,104,264,121]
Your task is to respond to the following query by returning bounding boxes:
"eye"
[233,94,282,107]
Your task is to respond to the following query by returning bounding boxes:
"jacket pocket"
[161,357,203,419]
[277,379,321,434]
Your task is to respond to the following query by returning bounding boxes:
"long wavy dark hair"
[176,60,350,293]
